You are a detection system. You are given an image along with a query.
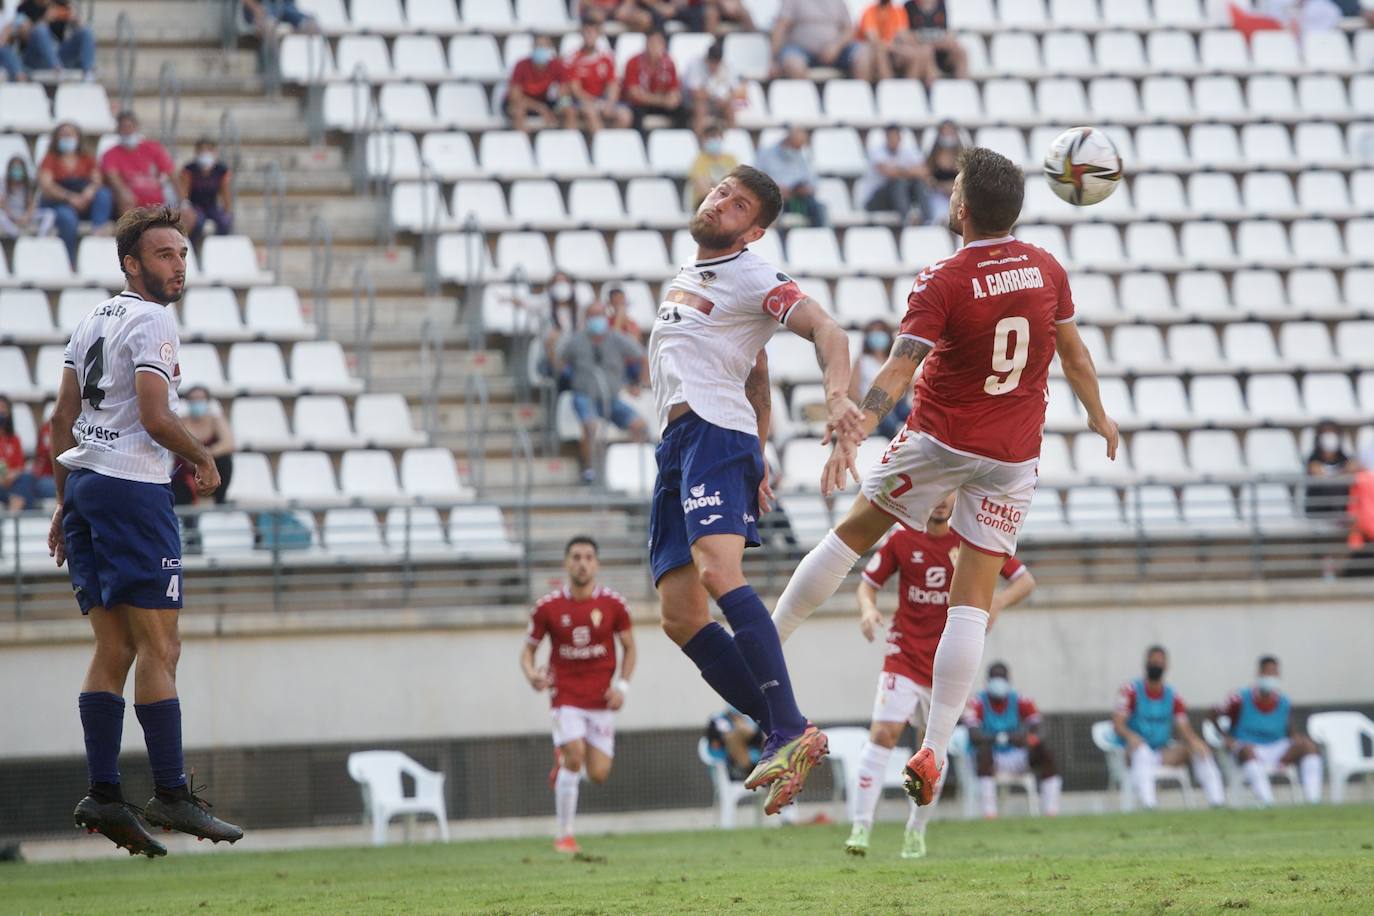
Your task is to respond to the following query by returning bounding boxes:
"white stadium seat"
[401,447,471,502]
[201,236,272,285]
[281,34,336,83]
[592,129,651,176]
[451,505,521,558]
[1240,123,1295,169]
[182,287,248,341]
[336,35,393,82]
[340,450,404,505]
[1244,429,1301,474]
[568,178,630,229]
[231,397,297,451]
[510,179,571,230]
[0,84,54,133]
[0,291,57,344]
[931,80,983,121]
[13,237,72,286]
[228,342,294,396]
[53,84,116,134]
[355,392,427,448]
[1187,430,1243,476]
[1094,32,1145,75]
[386,506,450,554]
[395,36,450,81]
[323,508,387,557]
[294,395,364,450]
[291,340,362,395]
[277,450,346,507]
[177,343,228,394]
[74,237,123,288]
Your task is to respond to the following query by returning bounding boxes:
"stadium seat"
[1286,269,1343,316]
[1345,218,1374,263]
[1245,76,1297,119]
[450,180,510,231]
[394,35,449,81]
[1133,125,1189,169]
[420,132,479,181]
[435,82,499,130]
[1132,174,1187,220]
[1069,273,1117,321]
[1187,430,1243,476]
[1016,225,1069,265]
[1146,30,1197,74]
[990,32,1041,76]
[1244,374,1305,424]
[294,395,364,450]
[722,31,770,80]
[834,277,894,326]
[1066,486,1124,529]
[1182,484,1239,529]
[392,181,450,235]
[1236,220,1292,266]
[355,392,427,448]
[401,447,471,503]
[13,237,73,286]
[1192,125,1243,169]
[1133,377,1189,425]
[1179,221,1236,269]
[182,287,248,342]
[1243,429,1301,475]
[1187,172,1241,219]
[1222,323,1283,370]
[71,237,121,288]
[1296,123,1348,167]
[228,342,293,396]
[1141,76,1191,120]
[984,78,1035,125]
[1132,430,1187,478]
[1038,433,1072,480]
[1174,271,1231,317]
[625,178,685,229]
[875,79,929,124]
[592,129,651,177]
[200,236,272,286]
[1074,431,1131,481]
[291,340,362,395]
[1302,374,1360,421]
[323,507,388,557]
[32,345,63,397]
[1279,322,1336,369]
[377,83,440,132]
[277,450,346,507]
[765,335,823,386]
[52,84,116,134]
[1336,321,1374,367]
[1117,272,1173,317]
[340,450,404,505]
[177,343,229,395]
[1292,219,1347,267]
[604,442,656,497]
[612,230,673,281]
[1295,172,1350,218]
[0,346,37,401]
[478,131,538,180]
[930,80,983,121]
[493,230,553,283]
[460,0,515,32]
[346,751,450,847]
[647,129,699,177]
[450,505,521,558]
[0,290,57,344]
[281,34,336,83]
[810,127,866,178]
[336,35,393,82]
[509,179,571,230]
[533,130,594,181]
[369,132,424,183]
[1094,32,1145,75]
[385,506,450,554]
[197,511,260,560]
[0,83,53,132]
[1123,223,1181,270]
[784,227,843,277]
[229,397,296,452]
[768,79,823,126]
[1167,325,1224,373]
[842,226,902,276]
[1049,0,1098,26]
[1069,224,1125,272]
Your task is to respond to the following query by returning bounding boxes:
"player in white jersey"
[649,165,865,814]
[46,206,243,857]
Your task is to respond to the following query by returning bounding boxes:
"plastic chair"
[1308,712,1374,803]
[346,751,450,846]
[1201,717,1301,806]
[1091,720,1194,811]
[696,736,756,829]
[950,725,1040,817]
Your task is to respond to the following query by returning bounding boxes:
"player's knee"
[1236,744,1254,762]
[560,744,585,772]
[868,722,901,748]
[1293,736,1317,756]
[586,760,612,784]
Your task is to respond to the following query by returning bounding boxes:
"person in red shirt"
[520,535,637,854]
[841,493,1035,858]
[506,34,564,134]
[558,15,632,132]
[963,661,1061,819]
[772,146,1119,806]
[621,28,683,131]
[36,121,113,262]
[100,111,195,228]
[0,395,54,510]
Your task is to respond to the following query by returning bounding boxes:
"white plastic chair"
[697,736,756,829]
[1091,719,1194,811]
[1201,717,1301,807]
[949,725,1040,817]
[346,751,450,846]
[1308,712,1374,804]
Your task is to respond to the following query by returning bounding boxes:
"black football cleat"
[143,788,244,844]
[73,796,168,858]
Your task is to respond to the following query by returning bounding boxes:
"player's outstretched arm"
[134,372,219,496]
[855,580,885,642]
[745,350,775,512]
[46,367,82,566]
[1055,321,1118,460]
[988,568,1036,630]
[785,297,864,443]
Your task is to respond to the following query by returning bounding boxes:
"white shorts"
[1237,738,1291,771]
[992,747,1031,775]
[871,671,932,729]
[860,429,1038,556]
[551,706,616,757]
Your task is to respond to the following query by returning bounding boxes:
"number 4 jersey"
[899,236,1075,464]
[59,292,182,483]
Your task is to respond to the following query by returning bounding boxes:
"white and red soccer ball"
[1043,126,1123,207]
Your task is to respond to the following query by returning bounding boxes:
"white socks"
[1243,757,1275,806]
[772,530,860,643]
[1193,753,1225,807]
[978,776,998,818]
[851,741,893,830]
[555,767,580,838]
[1130,744,1159,809]
[1300,753,1324,803]
[1040,775,1063,816]
[919,605,990,770]
[906,769,947,833]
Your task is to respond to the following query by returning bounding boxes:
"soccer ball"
[1043,127,1123,206]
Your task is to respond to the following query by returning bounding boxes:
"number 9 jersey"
[59,292,182,484]
[899,236,1075,464]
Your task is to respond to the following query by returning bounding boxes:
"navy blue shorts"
[62,469,183,614]
[649,411,762,585]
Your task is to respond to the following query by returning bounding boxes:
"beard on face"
[689,209,740,249]
[141,268,185,305]
[946,197,961,235]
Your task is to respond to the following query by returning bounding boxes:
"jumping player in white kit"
[770,148,1119,805]
[649,164,865,813]
[47,206,242,856]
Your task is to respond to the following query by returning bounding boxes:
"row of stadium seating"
[0,235,272,288]
[0,82,115,134]
[224,447,471,505]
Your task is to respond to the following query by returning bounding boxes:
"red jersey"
[0,434,23,474]
[100,140,176,208]
[563,47,617,98]
[861,526,1025,686]
[509,56,564,100]
[899,236,1075,463]
[622,51,678,99]
[525,586,630,710]
[964,693,1040,730]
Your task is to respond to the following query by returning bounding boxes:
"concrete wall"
[5,597,1372,760]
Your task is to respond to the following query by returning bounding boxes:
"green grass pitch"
[7,806,1374,914]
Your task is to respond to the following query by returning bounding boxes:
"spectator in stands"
[850,319,909,437]
[705,707,763,781]
[685,122,738,211]
[855,0,922,81]
[556,302,648,484]
[904,0,967,83]
[1230,0,1343,37]
[559,15,633,133]
[963,662,1063,818]
[695,0,756,34]
[506,35,564,134]
[621,28,684,131]
[0,156,56,239]
[37,121,112,262]
[604,285,645,346]
[0,395,53,511]
[171,386,234,508]
[1112,645,1226,810]
[923,119,966,225]
[102,111,197,228]
[578,0,657,32]
[1345,465,1374,577]
[541,272,580,388]
[241,0,321,37]
[771,0,866,80]
[0,9,25,81]
[858,125,931,226]
[1304,419,1356,519]
[1211,655,1324,806]
[178,137,234,244]
[13,0,95,79]
[756,125,827,227]
[685,40,745,138]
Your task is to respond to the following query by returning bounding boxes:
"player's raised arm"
[745,350,775,513]
[785,297,864,444]
[1054,320,1118,460]
[133,372,219,496]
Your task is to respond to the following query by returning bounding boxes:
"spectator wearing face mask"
[963,662,1063,819]
[101,110,196,227]
[1210,655,1324,806]
[685,123,738,211]
[0,156,56,239]
[506,34,563,133]
[170,386,234,507]
[1305,419,1356,519]
[178,137,233,243]
[0,395,54,511]
[924,119,966,225]
[604,285,645,346]
[555,302,648,484]
[850,319,909,437]
[37,121,113,262]
[541,272,580,388]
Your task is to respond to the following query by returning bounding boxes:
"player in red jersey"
[841,494,1036,859]
[521,535,637,854]
[773,147,1118,805]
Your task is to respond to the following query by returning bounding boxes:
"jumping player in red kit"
[521,535,637,854]
[841,494,1036,859]
[772,147,1118,805]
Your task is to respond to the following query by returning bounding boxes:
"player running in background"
[770,147,1119,807]
[1112,645,1224,809]
[521,535,637,854]
[844,494,1035,859]
[964,661,1062,820]
[649,164,864,814]
[1211,655,1324,806]
[48,206,242,857]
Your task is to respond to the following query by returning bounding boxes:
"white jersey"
[649,247,806,435]
[58,291,181,484]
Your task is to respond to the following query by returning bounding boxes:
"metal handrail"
[218,109,242,217]
[349,64,378,192]
[262,160,285,282]
[309,212,333,339]
[220,0,239,52]
[463,371,491,498]
[114,11,135,113]
[352,263,376,389]
[158,61,181,163]
[459,212,486,352]
[418,317,445,444]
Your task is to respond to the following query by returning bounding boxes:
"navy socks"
[681,622,772,734]
[717,585,808,737]
[79,691,125,799]
[134,698,187,792]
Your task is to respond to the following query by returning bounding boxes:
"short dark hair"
[707,39,723,60]
[565,535,598,556]
[725,164,782,230]
[1258,655,1279,670]
[116,109,138,126]
[195,135,215,150]
[115,205,185,277]
[1146,644,1168,658]
[646,26,667,42]
[956,146,1024,235]
[988,661,1009,677]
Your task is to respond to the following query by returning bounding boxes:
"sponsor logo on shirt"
[906,585,951,605]
[683,485,725,513]
[699,514,723,525]
[977,496,1024,533]
[558,643,610,660]
[161,557,181,569]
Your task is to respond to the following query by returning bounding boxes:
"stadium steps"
[89,0,224,46]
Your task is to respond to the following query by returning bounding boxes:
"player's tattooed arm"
[858,337,930,428]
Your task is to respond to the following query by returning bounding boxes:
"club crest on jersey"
[560,614,571,627]
[590,608,603,628]
[698,269,717,285]
[159,341,174,364]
